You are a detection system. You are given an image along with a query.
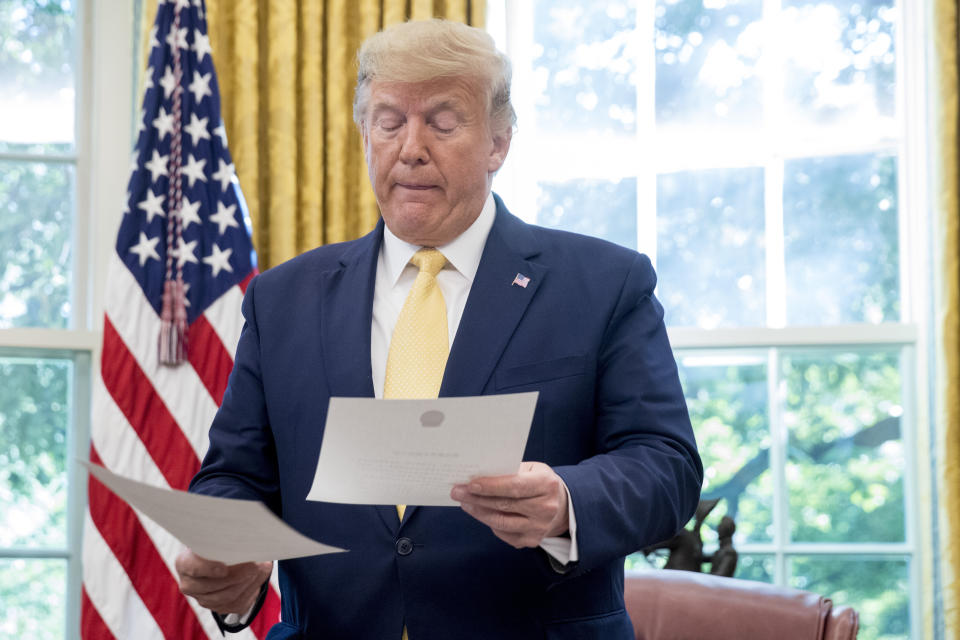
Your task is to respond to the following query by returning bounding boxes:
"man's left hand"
[451,461,569,549]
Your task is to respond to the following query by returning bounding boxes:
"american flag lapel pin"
[512,273,531,288]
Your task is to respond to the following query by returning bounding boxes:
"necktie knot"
[411,248,446,278]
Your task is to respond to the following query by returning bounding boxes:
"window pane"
[655,0,763,130]
[782,0,896,136]
[782,349,905,543]
[657,168,765,328]
[678,353,771,543]
[0,357,71,548]
[624,553,655,571]
[734,553,774,583]
[783,153,899,325]
[537,178,637,249]
[0,0,76,148]
[533,0,638,134]
[789,555,909,640]
[0,160,73,329]
[0,558,66,640]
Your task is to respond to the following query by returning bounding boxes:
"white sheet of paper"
[83,462,344,565]
[306,392,539,506]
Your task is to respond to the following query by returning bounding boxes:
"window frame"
[0,0,134,635]
[488,1,934,638]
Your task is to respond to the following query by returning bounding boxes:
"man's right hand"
[175,549,272,615]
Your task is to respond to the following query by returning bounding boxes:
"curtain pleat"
[934,0,960,637]
[298,1,325,250]
[204,0,263,260]
[411,0,436,20]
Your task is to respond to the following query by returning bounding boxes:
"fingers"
[451,462,569,548]
[187,571,262,613]
[458,500,559,548]
[456,492,561,524]
[460,462,556,500]
[175,548,229,579]
[175,549,272,614]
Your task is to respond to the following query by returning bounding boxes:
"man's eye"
[378,120,402,131]
[431,115,458,133]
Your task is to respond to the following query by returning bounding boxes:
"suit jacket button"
[396,537,414,556]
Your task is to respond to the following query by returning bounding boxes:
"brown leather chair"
[624,569,859,639]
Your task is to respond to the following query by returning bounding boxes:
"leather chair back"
[624,569,858,639]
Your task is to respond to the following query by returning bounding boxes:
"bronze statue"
[642,498,738,577]
[706,515,738,577]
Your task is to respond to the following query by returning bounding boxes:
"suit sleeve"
[184,276,279,632]
[553,253,703,574]
[189,274,282,512]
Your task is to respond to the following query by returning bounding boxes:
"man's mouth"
[396,182,437,190]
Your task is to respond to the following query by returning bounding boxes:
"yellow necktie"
[384,249,447,640]
[384,247,449,522]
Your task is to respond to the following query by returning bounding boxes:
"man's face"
[362,78,510,246]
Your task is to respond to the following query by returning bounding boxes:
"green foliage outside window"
[0,357,70,548]
[0,357,71,640]
[0,559,66,640]
[0,162,74,328]
[630,349,907,639]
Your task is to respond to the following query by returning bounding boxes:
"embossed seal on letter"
[420,410,444,427]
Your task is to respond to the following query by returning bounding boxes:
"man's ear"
[360,123,370,156]
[488,128,512,173]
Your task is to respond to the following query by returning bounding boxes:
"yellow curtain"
[934,0,960,637]
[140,0,484,269]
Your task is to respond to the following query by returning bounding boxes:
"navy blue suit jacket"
[191,196,702,639]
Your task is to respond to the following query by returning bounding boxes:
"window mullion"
[762,0,786,329]
[742,542,913,554]
[768,347,789,585]
[498,0,537,224]
[764,158,786,328]
[67,350,91,639]
[900,344,926,640]
[896,0,935,635]
[0,152,77,163]
[636,2,656,260]
[72,0,93,333]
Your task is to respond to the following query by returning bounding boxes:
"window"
[488,1,927,638]
[0,1,131,637]
[0,1,77,328]
[0,2,85,637]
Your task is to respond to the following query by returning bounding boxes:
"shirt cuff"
[221,606,255,627]
[216,579,269,633]
[538,478,579,567]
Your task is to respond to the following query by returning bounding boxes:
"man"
[177,19,701,639]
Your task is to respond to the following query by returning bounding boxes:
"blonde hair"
[353,19,516,137]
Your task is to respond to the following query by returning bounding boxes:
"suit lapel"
[316,222,402,534]
[318,223,381,399]
[440,199,545,398]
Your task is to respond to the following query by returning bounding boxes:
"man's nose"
[398,120,429,165]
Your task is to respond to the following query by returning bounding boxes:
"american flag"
[512,273,530,288]
[81,1,280,638]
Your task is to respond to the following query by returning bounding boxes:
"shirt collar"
[381,192,496,287]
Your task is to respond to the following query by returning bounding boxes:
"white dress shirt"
[370,192,578,565]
